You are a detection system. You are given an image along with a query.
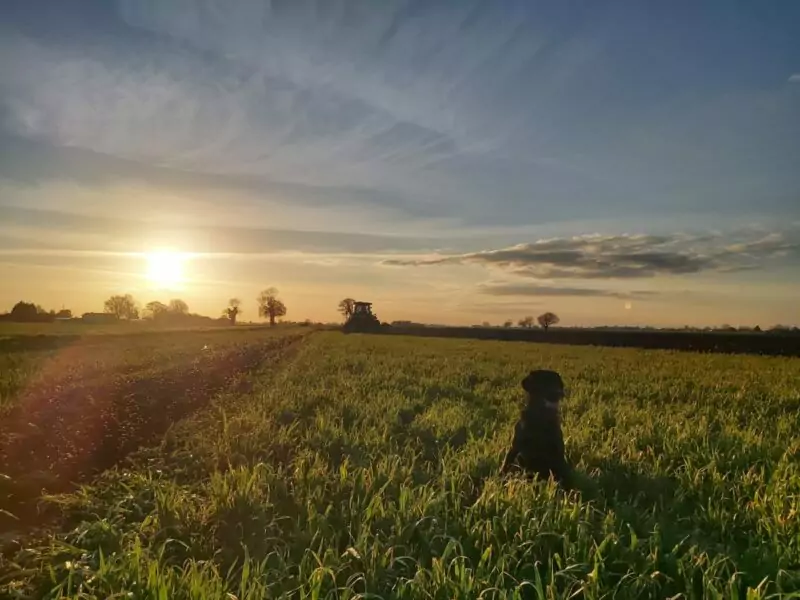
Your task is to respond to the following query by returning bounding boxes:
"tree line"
[0,302,73,323]
[102,288,288,326]
[498,313,560,330]
[515,312,560,331]
[1,287,290,326]
[2,292,558,329]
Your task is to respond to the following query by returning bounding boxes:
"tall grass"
[3,332,799,598]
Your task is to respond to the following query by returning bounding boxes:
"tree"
[338,298,356,321]
[257,288,287,326]
[224,298,241,325]
[9,301,39,322]
[7,302,58,322]
[144,301,168,320]
[104,294,139,320]
[55,309,73,319]
[537,312,560,331]
[168,298,189,315]
[503,320,513,328]
[518,316,534,328]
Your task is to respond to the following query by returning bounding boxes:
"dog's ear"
[521,372,535,394]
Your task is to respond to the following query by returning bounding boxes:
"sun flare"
[145,250,186,287]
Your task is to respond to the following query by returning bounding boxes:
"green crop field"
[2,330,799,598]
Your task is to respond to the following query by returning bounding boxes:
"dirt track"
[0,333,302,525]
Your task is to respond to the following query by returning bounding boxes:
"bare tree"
[338,298,356,321]
[257,288,287,326]
[518,316,534,328]
[224,298,241,325]
[104,294,139,320]
[537,312,560,331]
[168,298,189,315]
[144,301,168,320]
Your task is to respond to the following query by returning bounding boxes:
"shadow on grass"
[573,458,680,514]
[568,456,800,594]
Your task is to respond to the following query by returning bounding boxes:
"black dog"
[500,369,571,487]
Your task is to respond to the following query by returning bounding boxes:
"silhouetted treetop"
[257,288,287,326]
[104,294,139,320]
[538,312,560,331]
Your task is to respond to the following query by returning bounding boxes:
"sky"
[1,0,799,327]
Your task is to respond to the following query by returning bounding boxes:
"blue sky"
[1,0,798,326]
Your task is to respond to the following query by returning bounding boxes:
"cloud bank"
[383,231,798,279]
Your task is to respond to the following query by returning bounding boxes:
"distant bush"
[1,301,56,323]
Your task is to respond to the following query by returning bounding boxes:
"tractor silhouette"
[343,301,383,333]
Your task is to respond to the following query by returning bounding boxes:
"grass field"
[0,320,280,337]
[2,330,799,598]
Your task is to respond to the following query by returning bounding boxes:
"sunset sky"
[1,1,798,327]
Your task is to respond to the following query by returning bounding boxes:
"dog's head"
[522,370,565,410]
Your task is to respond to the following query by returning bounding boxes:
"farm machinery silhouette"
[342,301,386,333]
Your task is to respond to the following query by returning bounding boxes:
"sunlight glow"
[145,250,186,288]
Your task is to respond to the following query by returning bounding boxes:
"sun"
[145,250,186,287]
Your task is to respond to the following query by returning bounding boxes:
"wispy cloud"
[1,1,799,269]
[1,0,798,236]
[0,3,490,195]
[383,230,799,279]
[0,204,456,256]
[477,282,658,299]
